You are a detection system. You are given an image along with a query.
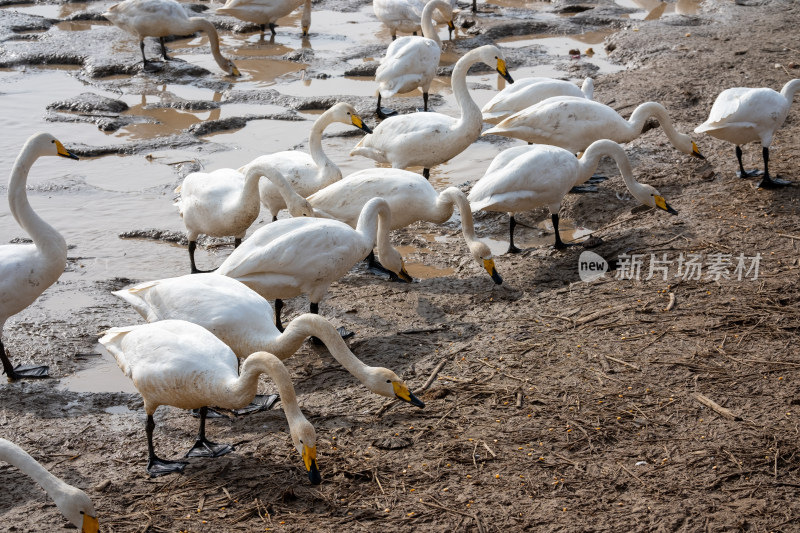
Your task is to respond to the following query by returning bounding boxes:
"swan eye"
[386,380,391,383]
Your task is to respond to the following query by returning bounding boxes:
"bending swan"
[352,44,514,179]
[104,0,241,75]
[99,320,322,483]
[217,0,312,36]
[113,274,424,406]
[0,438,99,532]
[468,140,678,253]
[1,132,78,380]
[481,77,594,122]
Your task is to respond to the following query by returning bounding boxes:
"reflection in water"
[615,0,702,19]
[481,218,593,256]
[0,2,93,19]
[395,243,456,279]
[58,345,137,394]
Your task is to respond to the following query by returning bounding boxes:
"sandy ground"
[2,0,800,531]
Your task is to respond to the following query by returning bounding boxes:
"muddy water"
[2,0,632,384]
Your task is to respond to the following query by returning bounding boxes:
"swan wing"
[376,38,440,95]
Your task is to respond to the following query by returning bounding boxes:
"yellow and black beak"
[302,26,309,37]
[483,258,503,285]
[393,381,425,408]
[55,140,79,160]
[447,19,455,35]
[82,512,99,533]
[690,141,704,160]
[496,58,514,84]
[654,195,678,215]
[231,63,241,77]
[397,263,413,283]
[302,445,321,485]
[351,114,373,134]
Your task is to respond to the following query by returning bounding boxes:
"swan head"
[673,132,704,159]
[469,240,503,285]
[378,245,413,283]
[636,184,678,216]
[480,45,514,84]
[223,59,241,77]
[330,102,373,134]
[31,133,79,160]
[291,418,321,485]
[367,367,425,408]
[287,196,315,218]
[52,485,99,533]
[301,0,311,37]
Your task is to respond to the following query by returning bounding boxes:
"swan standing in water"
[0,438,99,532]
[217,0,312,36]
[352,44,514,179]
[217,197,412,334]
[481,77,594,122]
[373,0,454,41]
[695,79,800,188]
[175,163,313,273]
[1,133,78,381]
[99,320,322,483]
[237,103,372,221]
[307,169,502,284]
[112,274,425,407]
[104,0,241,75]
[468,140,678,253]
[483,96,704,160]
[374,0,455,118]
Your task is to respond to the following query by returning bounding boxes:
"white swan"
[217,0,312,36]
[0,438,99,532]
[468,140,678,253]
[483,96,705,159]
[374,0,455,118]
[0,132,78,381]
[104,0,241,75]
[481,77,594,122]
[237,103,373,222]
[307,168,502,284]
[217,197,412,331]
[112,274,424,407]
[695,79,800,188]
[175,162,313,273]
[373,0,426,40]
[99,319,322,483]
[352,44,514,179]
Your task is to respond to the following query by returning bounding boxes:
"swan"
[483,96,705,160]
[481,77,594,122]
[175,162,314,273]
[0,438,99,532]
[374,0,455,118]
[307,168,502,284]
[217,0,312,36]
[694,79,800,189]
[468,140,678,253]
[237,103,373,222]
[351,44,514,179]
[217,197,412,332]
[373,0,449,41]
[1,133,78,381]
[112,274,425,407]
[104,0,241,75]
[99,319,322,483]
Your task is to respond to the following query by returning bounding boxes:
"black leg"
[145,415,187,477]
[159,37,171,61]
[392,34,397,41]
[234,237,242,248]
[472,0,477,11]
[552,213,574,249]
[309,303,353,342]
[185,407,234,458]
[423,168,430,179]
[139,40,148,64]
[274,299,285,332]
[376,93,397,120]
[0,338,49,381]
[269,23,277,35]
[260,23,266,33]
[735,145,763,178]
[757,146,792,188]
[507,215,522,254]
[189,241,216,274]
[416,92,429,113]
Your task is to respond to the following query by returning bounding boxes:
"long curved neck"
[420,1,442,46]
[277,314,371,381]
[439,187,478,243]
[625,101,687,147]
[301,0,311,32]
[190,18,229,72]
[245,352,306,427]
[578,140,646,198]
[307,111,339,180]
[450,48,484,133]
[233,352,284,406]
[355,199,390,253]
[246,164,305,214]
[0,439,69,504]
[781,79,800,103]
[8,140,66,253]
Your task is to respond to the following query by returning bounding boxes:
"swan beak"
[398,264,414,283]
[352,114,373,134]
[447,19,455,32]
[496,58,514,84]
[230,63,241,77]
[690,141,704,159]
[303,445,322,485]
[82,513,99,533]
[302,26,309,36]
[393,381,425,408]
[55,140,79,160]
[483,258,503,285]
[654,195,678,215]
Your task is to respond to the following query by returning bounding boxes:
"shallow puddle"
[480,218,593,256]
[615,0,702,19]
[58,344,138,394]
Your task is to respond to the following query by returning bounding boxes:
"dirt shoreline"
[2,0,800,531]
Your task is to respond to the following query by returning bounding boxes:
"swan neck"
[627,102,687,146]
[450,49,483,131]
[246,164,303,209]
[781,79,800,102]
[244,352,304,423]
[191,18,228,71]
[7,139,66,252]
[281,314,370,378]
[0,439,69,502]
[580,140,642,196]
[234,352,280,403]
[420,1,441,46]
[439,188,477,241]
[355,200,388,253]
[308,111,336,172]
